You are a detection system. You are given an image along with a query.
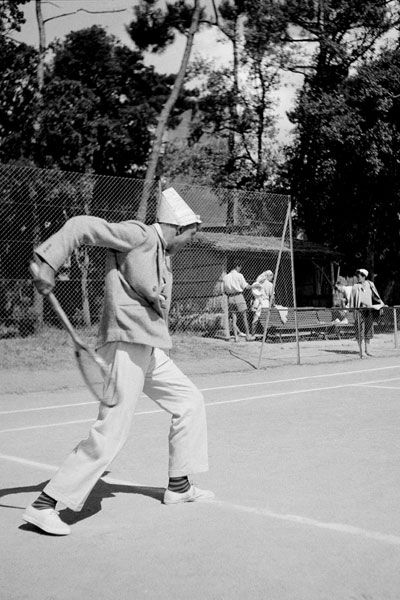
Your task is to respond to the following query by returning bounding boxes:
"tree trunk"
[32,187,44,330]
[31,1,46,329]
[77,177,95,327]
[76,248,91,327]
[226,15,240,227]
[35,0,45,91]
[33,0,45,143]
[255,60,266,187]
[136,0,202,222]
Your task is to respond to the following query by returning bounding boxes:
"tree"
[29,25,172,176]
[285,1,398,251]
[0,37,38,163]
[286,45,400,301]
[127,0,204,221]
[0,22,175,327]
[281,0,394,86]
[36,25,175,325]
[162,1,287,193]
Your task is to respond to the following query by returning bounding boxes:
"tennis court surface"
[1,355,400,600]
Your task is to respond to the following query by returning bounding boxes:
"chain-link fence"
[0,163,294,342]
[0,164,159,338]
[1,163,399,370]
[256,306,400,368]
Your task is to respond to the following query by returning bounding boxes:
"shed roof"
[194,232,286,253]
[193,232,340,257]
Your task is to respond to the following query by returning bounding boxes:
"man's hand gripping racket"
[29,261,118,407]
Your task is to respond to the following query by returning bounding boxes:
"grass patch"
[0,326,231,370]
[0,325,97,370]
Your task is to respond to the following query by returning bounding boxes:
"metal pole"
[357,309,363,358]
[288,200,301,365]
[257,202,290,369]
[394,306,398,349]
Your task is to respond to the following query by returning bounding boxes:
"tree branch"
[284,36,319,43]
[43,7,127,25]
[211,0,219,26]
[3,34,25,45]
[283,65,315,75]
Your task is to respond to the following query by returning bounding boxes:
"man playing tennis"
[23,188,214,535]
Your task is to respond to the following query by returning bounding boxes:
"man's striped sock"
[32,491,57,510]
[168,476,191,493]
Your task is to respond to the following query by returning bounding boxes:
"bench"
[255,307,358,342]
[264,308,330,342]
[322,309,356,339]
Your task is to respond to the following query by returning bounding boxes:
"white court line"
[0,418,97,433]
[355,376,400,386]
[1,376,399,434]
[0,402,95,416]
[1,452,399,547]
[210,501,400,547]
[0,453,57,472]
[359,385,400,390]
[200,364,400,392]
[0,453,142,487]
[3,365,400,417]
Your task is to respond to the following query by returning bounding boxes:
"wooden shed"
[171,231,340,308]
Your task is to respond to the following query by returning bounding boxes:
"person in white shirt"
[222,264,255,341]
[349,268,384,356]
[251,270,274,335]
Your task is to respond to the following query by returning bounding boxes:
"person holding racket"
[23,188,214,536]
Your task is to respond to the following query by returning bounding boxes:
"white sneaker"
[163,485,215,505]
[22,505,71,535]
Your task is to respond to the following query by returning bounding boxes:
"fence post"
[257,201,291,369]
[394,306,398,349]
[221,293,230,340]
[288,201,301,365]
[356,310,363,358]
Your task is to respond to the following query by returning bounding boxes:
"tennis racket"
[29,261,118,407]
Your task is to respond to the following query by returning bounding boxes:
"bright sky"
[13,0,299,142]
[14,0,233,72]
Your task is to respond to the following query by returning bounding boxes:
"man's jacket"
[35,216,173,349]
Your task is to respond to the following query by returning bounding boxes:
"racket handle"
[29,261,85,346]
[28,261,40,279]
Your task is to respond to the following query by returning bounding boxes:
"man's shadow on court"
[0,473,165,533]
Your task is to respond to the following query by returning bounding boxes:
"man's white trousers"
[44,343,209,511]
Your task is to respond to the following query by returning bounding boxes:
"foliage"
[287,46,400,301]
[127,0,204,222]
[0,0,28,34]
[0,37,38,163]
[282,0,393,87]
[127,0,205,52]
[162,0,287,190]
[0,23,174,175]
[40,25,173,175]
[281,0,400,300]
[162,136,227,186]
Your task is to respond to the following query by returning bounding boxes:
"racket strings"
[75,348,116,405]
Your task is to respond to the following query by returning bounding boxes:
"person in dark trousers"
[350,268,384,356]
